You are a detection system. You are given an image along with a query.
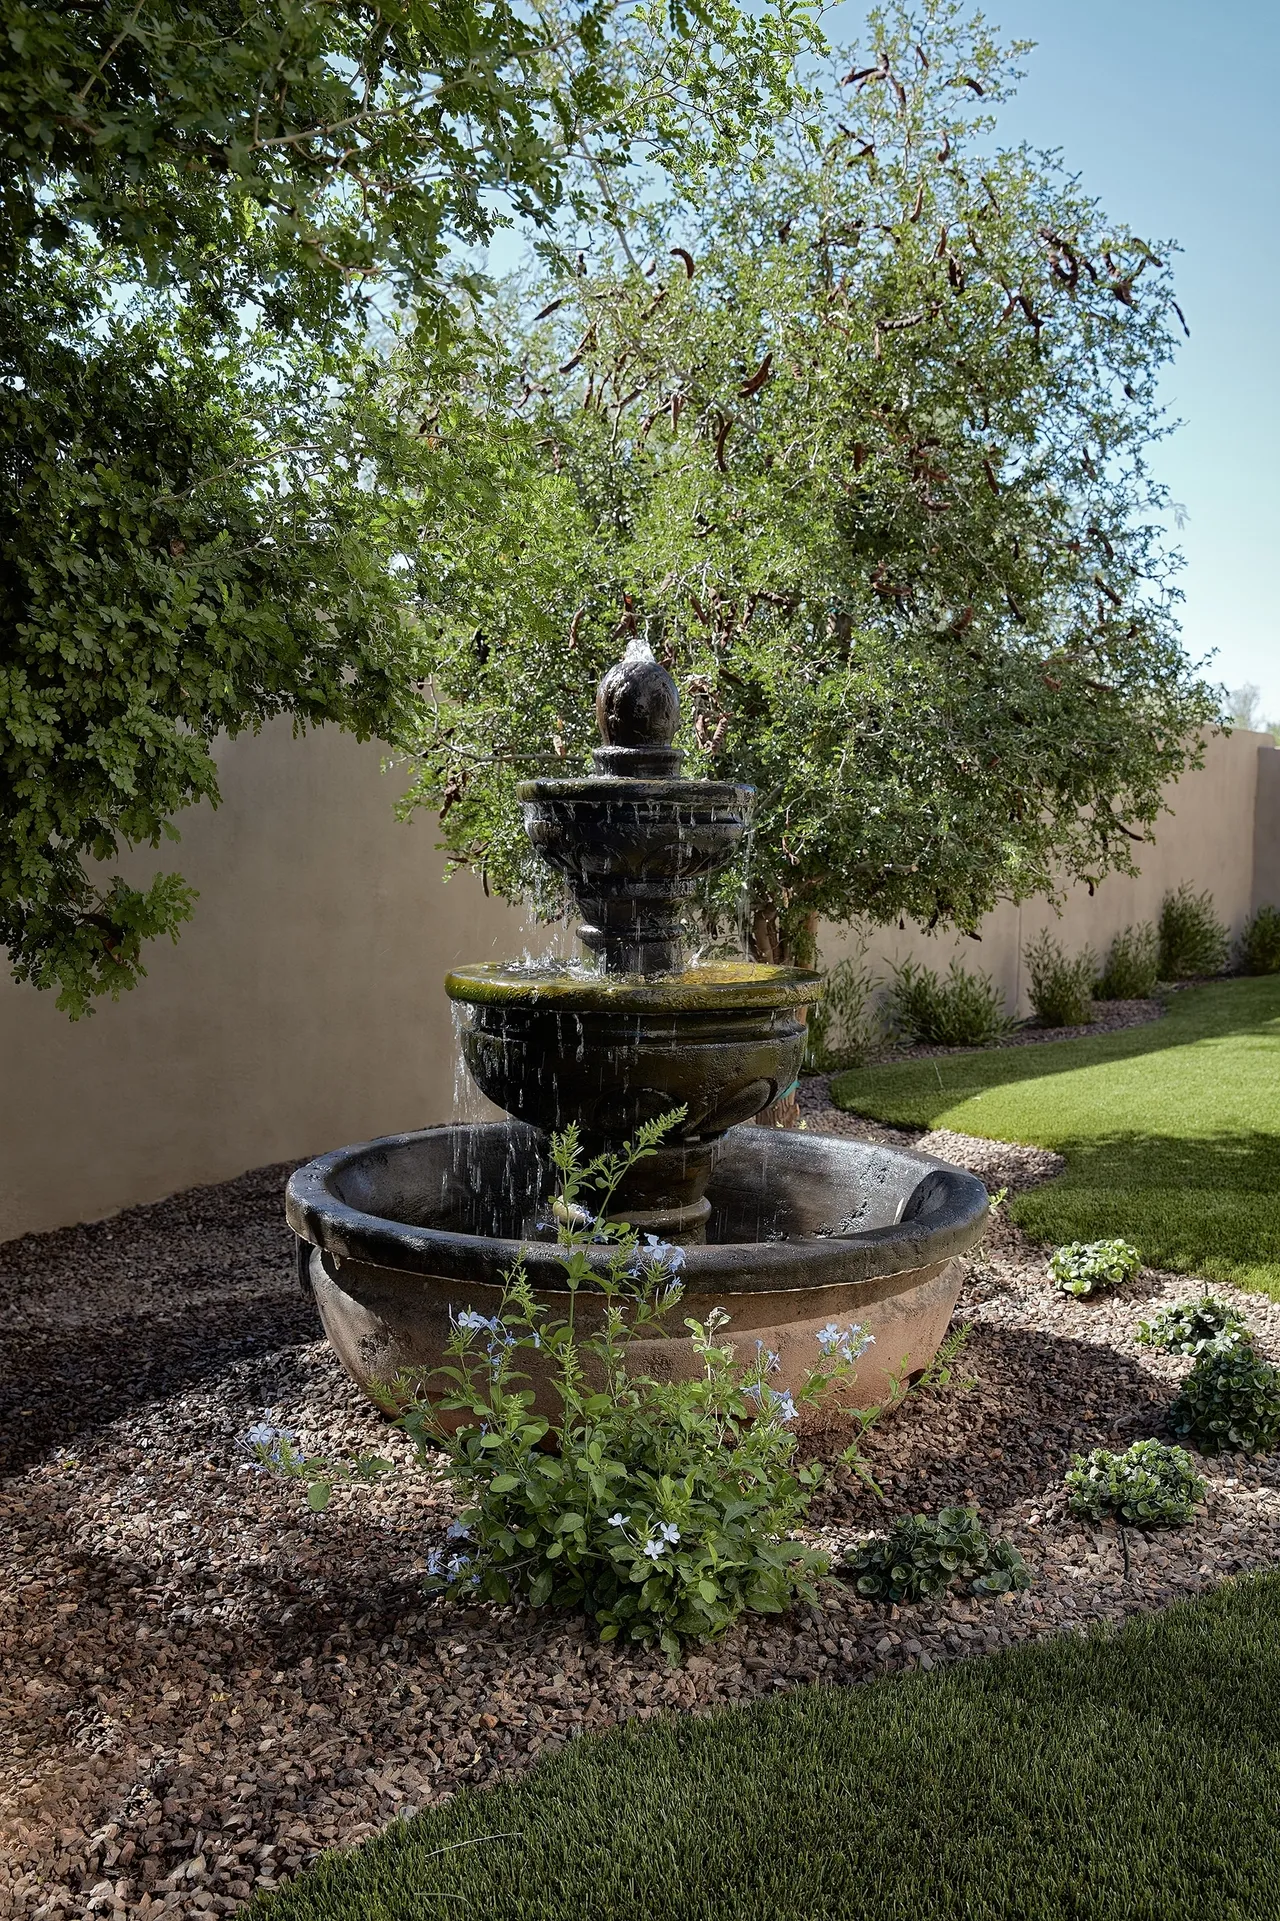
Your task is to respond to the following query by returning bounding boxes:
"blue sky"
[825,0,1280,718]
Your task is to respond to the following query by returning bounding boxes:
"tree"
[0,0,815,1013]
[402,0,1219,964]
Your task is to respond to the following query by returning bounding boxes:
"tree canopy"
[0,0,815,1011]
[403,1,1219,963]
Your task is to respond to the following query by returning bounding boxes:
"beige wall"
[3,723,1277,1242]
[0,723,523,1242]
[822,729,1280,1015]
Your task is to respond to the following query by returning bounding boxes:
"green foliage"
[1158,885,1230,981]
[1064,1440,1205,1529]
[887,958,1013,1049]
[804,952,882,1071]
[1136,1295,1247,1357]
[1096,921,1159,1000]
[1049,1238,1142,1297]
[269,1115,882,1659]
[1023,930,1096,1028]
[403,0,1217,961]
[1239,906,1280,977]
[1,0,817,1009]
[1170,1337,1280,1456]
[844,1506,1030,1605]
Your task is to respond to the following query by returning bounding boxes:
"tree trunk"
[750,907,818,1130]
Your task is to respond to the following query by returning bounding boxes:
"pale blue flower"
[744,1381,764,1406]
[816,1322,843,1355]
[446,1520,472,1541]
[656,1521,681,1544]
[643,1537,667,1560]
[773,1389,798,1423]
[446,1552,471,1579]
[425,1547,446,1576]
[243,1422,297,1466]
[643,1234,686,1273]
[755,1339,782,1374]
[607,1512,627,1528]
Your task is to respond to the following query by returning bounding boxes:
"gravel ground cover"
[5,1112,1280,1920]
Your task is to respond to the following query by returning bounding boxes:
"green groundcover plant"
[260,1115,888,1659]
[1065,1440,1206,1529]
[1137,1295,1247,1357]
[844,1506,1030,1605]
[1095,921,1160,1000]
[1170,1336,1280,1456]
[1049,1239,1142,1298]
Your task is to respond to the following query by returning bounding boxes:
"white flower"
[607,1512,627,1528]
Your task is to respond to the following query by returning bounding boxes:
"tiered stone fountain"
[287,642,988,1417]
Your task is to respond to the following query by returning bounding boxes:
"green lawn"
[253,1573,1280,1920]
[830,976,1280,1296]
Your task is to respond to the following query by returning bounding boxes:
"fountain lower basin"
[286,1121,989,1422]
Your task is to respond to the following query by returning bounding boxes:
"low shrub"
[1049,1238,1142,1298]
[1136,1295,1247,1357]
[1170,1337,1280,1455]
[1158,884,1230,980]
[805,954,882,1072]
[886,958,1014,1049]
[1238,904,1280,976]
[1064,1440,1206,1529]
[1096,921,1159,1000]
[261,1116,881,1658]
[1023,930,1097,1027]
[844,1506,1030,1604]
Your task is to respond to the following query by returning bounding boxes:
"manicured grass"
[830,976,1280,1296]
[253,1573,1280,1920]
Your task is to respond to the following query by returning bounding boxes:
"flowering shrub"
[1049,1238,1142,1298]
[844,1506,1030,1605]
[1065,1441,1206,1528]
[261,1114,882,1658]
[1136,1296,1247,1358]
[1170,1337,1280,1456]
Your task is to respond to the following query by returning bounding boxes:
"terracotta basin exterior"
[286,1122,989,1423]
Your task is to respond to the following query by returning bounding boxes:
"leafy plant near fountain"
[1170,1337,1280,1455]
[1137,1296,1247,1357]
[844,1507,1030,1604]
[1065,1441,1205,1529]
[1049,1239,1142,1298]
[804,954,883,1071]
[272,1117,892,1658]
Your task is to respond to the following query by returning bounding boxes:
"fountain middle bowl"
[286,1119,990,1424]
[445,960,823,1236]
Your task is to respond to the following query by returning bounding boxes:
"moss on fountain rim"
[445,960,822,1011]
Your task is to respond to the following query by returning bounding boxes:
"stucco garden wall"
[822,728,1279,1015]
[2,722,1276,1242]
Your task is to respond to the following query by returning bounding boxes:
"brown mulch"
[5,1130,1280,1919]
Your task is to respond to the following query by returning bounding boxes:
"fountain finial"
[593,637,683,778]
